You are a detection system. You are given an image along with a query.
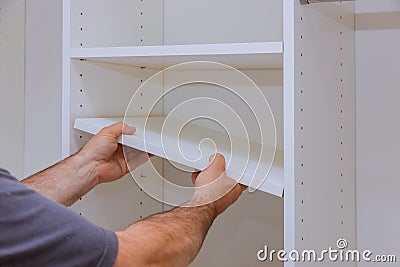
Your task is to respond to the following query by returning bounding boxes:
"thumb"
[205,153,226,175]
[191,171,200,184]
[99,122,136,138]
[122,123,136,135]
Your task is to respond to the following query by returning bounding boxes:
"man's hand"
[22,122,151,206]
[114,154,245,267]
[190,153,246,215]
[78,122,150,184]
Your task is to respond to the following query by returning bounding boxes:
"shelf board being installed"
[70,42,283,69]
[74,117,284,197]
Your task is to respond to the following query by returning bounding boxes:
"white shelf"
[74,117,284,197]
[70,42,283,69]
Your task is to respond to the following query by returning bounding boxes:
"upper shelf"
[70,42,283,70]
[74,117,284,197]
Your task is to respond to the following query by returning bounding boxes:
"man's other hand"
[190,153,246,215]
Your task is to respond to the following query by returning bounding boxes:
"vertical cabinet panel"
[292,2,356,266]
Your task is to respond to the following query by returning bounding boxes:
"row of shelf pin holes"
[0,7,2,48]
[139,0,144,43]
[138,72,145,220]
[298,12,347,242]
[78,69,85,217]
[299,14,306,243]
[80,11,83,47]
[338,14,345,227]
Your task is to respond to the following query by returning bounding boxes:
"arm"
[114,154,245,267]
[22,123,148,207]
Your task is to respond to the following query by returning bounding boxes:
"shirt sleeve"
[0,168,118,267]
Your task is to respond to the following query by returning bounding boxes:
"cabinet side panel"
[356,0,400,265]
[0,0,25,178]
[164,0,282,45]
[294,2,356,266]
[283,0,296,266]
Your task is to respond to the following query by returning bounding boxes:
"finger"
[100,122,136,138]
[205,153,226,175]
[191,171,200,184]
[122,123,136,135]
[239,184,248,192]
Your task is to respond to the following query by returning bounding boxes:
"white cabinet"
[1,0,398,266]
[62,0,356,266]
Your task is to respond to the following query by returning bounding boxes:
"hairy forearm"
[21,154,99,207]
[115,202,218,267]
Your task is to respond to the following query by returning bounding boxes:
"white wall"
[0,0,26,178]
[356,0,400,264]
[0,0,62,179]
[24,0,63,176]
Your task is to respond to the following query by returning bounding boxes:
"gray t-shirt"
[0,168,118,267]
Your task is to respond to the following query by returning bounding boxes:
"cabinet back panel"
[70,0,282,48]
[163,69,284,266]
[69,61,164,229]
[70,0,164,48]
[164,0,282,45]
